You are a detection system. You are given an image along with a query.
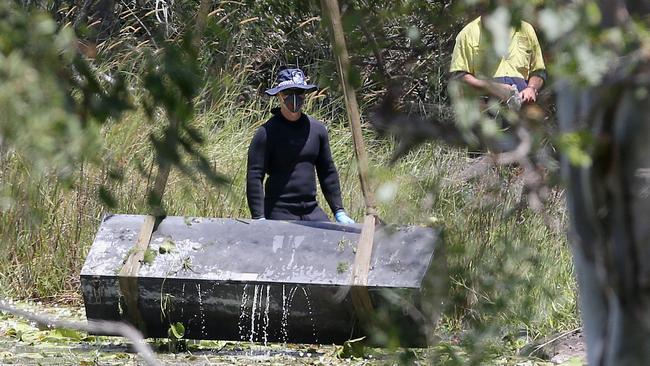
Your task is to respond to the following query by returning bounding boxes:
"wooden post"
[117,215,156,333]
[118,123,177,334]
[321,0,376,215]
[321,0,377,318]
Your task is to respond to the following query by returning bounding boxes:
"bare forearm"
[460,73,488,90]
[527,75,544,92]
[460,73,512,101]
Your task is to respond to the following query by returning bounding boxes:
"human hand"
[334,210,355,224]
[519,86,538,103]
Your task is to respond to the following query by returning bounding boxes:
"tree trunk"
[557,78,650,365]
[193,0,212,50]
[556,2,650,364]
[73,0,95,30]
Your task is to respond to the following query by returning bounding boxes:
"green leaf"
[585,2,602,26]
[539,8,578,42]
[336,261,349,274]
[337,336,366,359]
[168,322,185,340]
[557,131,594,167]
[143,249,157,265]
[159,239,176,254]
[52,328,84,341]
[41,328,85,343]
[559,356,585,366]
[98,186,117,208]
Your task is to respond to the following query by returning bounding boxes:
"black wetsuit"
[246,108,344,220]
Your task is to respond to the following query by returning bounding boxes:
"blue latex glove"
[334,210,355,224]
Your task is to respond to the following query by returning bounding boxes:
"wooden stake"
[117,215,156,333]
[118,123,177,333]
[321,0,376,215]
[321,0,377,317]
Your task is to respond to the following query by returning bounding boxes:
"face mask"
[283,93,305,113]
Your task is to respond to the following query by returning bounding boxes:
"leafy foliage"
[0,0,595,364]
[0,2,130,181]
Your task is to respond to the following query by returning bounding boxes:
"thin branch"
[493,127,532,165]
[527,327,583,357]
[0,299,161,366]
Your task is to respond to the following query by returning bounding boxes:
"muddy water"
[0,301,386,365]
[0,301,581,365]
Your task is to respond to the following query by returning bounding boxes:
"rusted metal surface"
[81,214,438,345]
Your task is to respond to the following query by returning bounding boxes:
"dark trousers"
[265,200,330,221]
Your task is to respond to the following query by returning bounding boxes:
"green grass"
[0,76,578,350]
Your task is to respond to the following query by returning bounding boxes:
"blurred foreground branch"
[371,85,552,212]
[0,299,161,366]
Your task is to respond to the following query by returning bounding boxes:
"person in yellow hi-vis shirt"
[450,15,547,108]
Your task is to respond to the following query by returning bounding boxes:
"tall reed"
[0,73,577,339]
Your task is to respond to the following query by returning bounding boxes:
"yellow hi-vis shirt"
[449,16,546,80]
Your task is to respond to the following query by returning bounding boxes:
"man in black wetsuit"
[246,67,355,223]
